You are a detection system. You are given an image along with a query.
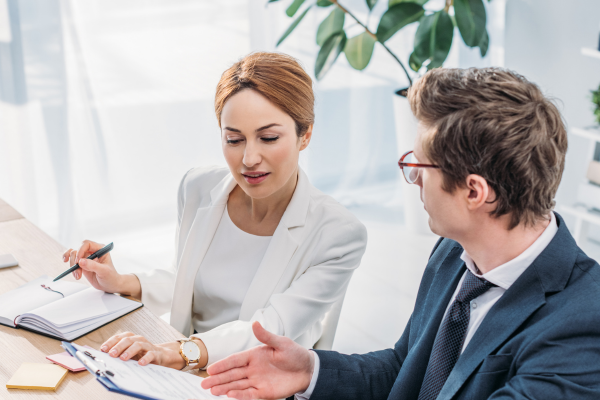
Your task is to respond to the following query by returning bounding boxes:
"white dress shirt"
[297,212,558,399]
[192,206,272,334]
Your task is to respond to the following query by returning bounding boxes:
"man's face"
[413,122,471,240]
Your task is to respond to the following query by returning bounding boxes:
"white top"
[298,212,559,400]
[192,206,272,334]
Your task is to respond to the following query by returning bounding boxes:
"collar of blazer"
[420,212,577,400]
[169,167,311,335]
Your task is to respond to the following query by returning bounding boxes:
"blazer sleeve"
[193,220,368,367]
[131,169,191,317]
[308,314,412,400]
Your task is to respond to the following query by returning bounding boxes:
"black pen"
[53,242,114,282]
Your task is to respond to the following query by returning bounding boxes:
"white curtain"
[0,0,504,264]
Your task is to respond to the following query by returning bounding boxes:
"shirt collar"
[460,211,559,290]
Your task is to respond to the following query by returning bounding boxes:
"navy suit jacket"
[310,213,600,399]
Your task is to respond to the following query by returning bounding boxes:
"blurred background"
[1,0,600,354]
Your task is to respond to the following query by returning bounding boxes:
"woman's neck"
[227,169,298,235]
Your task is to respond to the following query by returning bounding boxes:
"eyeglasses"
[398,150,440,184]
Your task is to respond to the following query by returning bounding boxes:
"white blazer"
[134,166,367,366]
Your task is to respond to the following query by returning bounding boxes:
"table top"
[0,199,195,399]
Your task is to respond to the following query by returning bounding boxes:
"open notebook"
[0,276,143,341]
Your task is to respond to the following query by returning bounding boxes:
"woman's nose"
[243,144,261,167]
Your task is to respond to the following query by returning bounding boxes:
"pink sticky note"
[46,345,95,372]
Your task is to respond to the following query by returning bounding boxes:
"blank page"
[0,276,87,327]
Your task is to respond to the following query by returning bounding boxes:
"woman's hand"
[100,332,186,370]
[63,240,141,298]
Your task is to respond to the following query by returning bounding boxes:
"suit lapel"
[437,212,578,400]
[169,174,236,334]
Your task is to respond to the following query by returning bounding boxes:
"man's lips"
[242,172,271,184]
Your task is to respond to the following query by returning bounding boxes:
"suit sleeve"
[193,220,368,367]
[131,169,191,316]
[308,314,412,400]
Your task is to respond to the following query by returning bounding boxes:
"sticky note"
[6,363,68,391]
[46,345,94,372]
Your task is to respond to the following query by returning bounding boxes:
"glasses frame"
[398,150,440,184]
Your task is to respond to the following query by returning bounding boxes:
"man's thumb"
[252,321,282,348]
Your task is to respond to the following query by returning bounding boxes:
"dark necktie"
[417,270,496,400]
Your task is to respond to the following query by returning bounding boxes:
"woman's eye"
[227,139,243,144]
[261,136,279,142]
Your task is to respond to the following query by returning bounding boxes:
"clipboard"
[62,342,157,400]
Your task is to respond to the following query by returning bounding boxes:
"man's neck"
[459,214,552,274]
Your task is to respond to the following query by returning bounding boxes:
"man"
[200,68,600,400]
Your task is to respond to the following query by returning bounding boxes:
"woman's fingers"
[138,350,156,366]
[119,341,150,361]
[75,240,104,263]
[63,248,73,262]
[101,332,135,353]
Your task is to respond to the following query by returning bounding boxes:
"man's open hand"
[201,321,315,400]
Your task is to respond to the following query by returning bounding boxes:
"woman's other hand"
[63,240,141,299]
[100,332,185,370]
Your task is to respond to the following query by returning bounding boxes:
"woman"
[64,52,367,370]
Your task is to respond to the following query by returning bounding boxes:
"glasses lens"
[403,153,420,184]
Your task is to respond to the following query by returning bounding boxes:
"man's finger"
[206,352,250,377]
[226,387,260,400]
[202,366,248,388]
[252,321,283,348]
[207,378,252,397]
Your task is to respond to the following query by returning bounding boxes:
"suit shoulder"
[179,165,230,200]
[307,187,367,239]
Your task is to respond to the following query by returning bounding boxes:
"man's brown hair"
[215,52,314,137]
[408,67,567,229]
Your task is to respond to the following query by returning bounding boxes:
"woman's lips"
[242,172,271,184]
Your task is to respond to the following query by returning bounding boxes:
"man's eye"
[261,136,279,142]
[227,139,243,144]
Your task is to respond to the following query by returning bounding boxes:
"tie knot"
[455,270,496,304]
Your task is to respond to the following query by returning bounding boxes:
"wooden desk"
[0,199,196,399]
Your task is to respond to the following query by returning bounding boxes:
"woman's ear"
[299,125,313,151]
[465,174,492,211]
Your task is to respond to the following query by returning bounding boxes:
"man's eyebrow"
[224,127,241,132]
[256,123,281,132]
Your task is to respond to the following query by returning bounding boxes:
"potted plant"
[270,0,491,233]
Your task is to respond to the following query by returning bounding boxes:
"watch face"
[182,341,200,361]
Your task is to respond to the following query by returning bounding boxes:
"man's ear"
[464,174,492,211]
[299,125,313,151]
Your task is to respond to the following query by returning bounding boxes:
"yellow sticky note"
[6,363,68,391]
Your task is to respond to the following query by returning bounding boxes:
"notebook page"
[73,344,227,400]
[0,276,87,327]
[21,287,139,328]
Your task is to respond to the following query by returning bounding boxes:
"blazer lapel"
[169,174,237,334]
[238,169,310,320]
[437,212,578,400]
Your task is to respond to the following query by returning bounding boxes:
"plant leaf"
[376,3,425,43]
[344,31,377,70]
[454,0,486,47]
[478,29,489,57]
[286,0,306,17]
[317,7,345,46]
[408,51,423,71]
[412,10,453,71]
[366,0,379,11]
[389,0,429,6]
[267,0,282,3]
[315,31,347,80]
[317,0,333,6]
[277,6,312,46]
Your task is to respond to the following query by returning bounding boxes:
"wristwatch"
[177,338,201,367]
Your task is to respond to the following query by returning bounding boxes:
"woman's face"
[220,89,311,200]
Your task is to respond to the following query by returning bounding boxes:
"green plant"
[592,83,600,125]
[270,0,491,85]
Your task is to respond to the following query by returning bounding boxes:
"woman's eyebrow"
[224,127,241,132]
[256,123,281,132]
